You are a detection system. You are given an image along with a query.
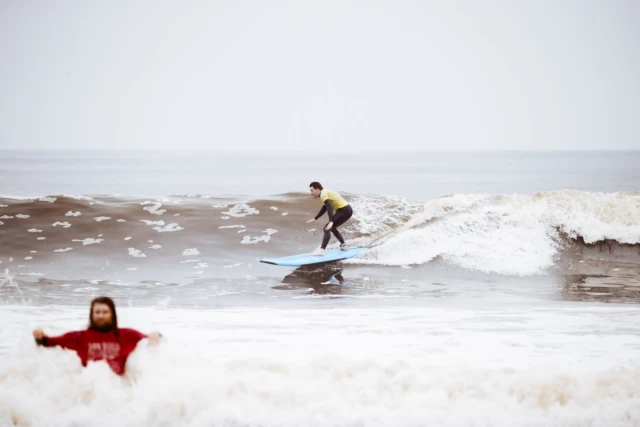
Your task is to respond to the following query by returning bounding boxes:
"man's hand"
[306,218,315,224]
[33,329,46,340]
[325,221,333,231]
[147,331,162,346]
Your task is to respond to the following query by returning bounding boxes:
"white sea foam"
[141,201,166,215]
[0,306,637,427]
[128,248,146,258]
[223,204,259,218]
[72,238,104,246]
[154,223,183,233]
[241,229,278,245]
[351,191,640,275]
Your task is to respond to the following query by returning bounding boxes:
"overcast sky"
[1,1,638,151]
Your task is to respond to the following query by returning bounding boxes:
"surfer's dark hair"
[88,296,119,338]
[309,182,323,190]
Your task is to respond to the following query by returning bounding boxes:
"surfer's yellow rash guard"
[315,189,349,221]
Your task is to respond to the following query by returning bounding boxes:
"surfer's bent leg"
[321,227,332,249]
[321,205,352,249]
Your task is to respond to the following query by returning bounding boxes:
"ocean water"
[0,150,639,427]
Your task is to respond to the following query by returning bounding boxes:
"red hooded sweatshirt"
[39,328,147,375]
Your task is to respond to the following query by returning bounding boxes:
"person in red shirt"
[32,296,161,376]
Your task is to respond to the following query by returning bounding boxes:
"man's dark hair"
[309,182,323,190]
[88,296,119,338]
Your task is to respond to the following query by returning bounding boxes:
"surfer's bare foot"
[340,243,348,251]
[311,248,325,256]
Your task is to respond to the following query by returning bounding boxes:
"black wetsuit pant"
[322,205,353,249]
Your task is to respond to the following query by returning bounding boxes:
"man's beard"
[89,321,114,333]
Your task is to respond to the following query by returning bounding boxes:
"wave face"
[0,190,638,277]
[353,190,640,275]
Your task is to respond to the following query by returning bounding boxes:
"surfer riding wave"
[306,181,353,256]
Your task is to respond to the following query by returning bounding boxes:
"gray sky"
[1,0,638,151]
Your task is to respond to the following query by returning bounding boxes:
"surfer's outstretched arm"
[314,205,326,220]
[315,200,334,221]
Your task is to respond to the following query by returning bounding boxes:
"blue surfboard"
[260,247,368,267]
